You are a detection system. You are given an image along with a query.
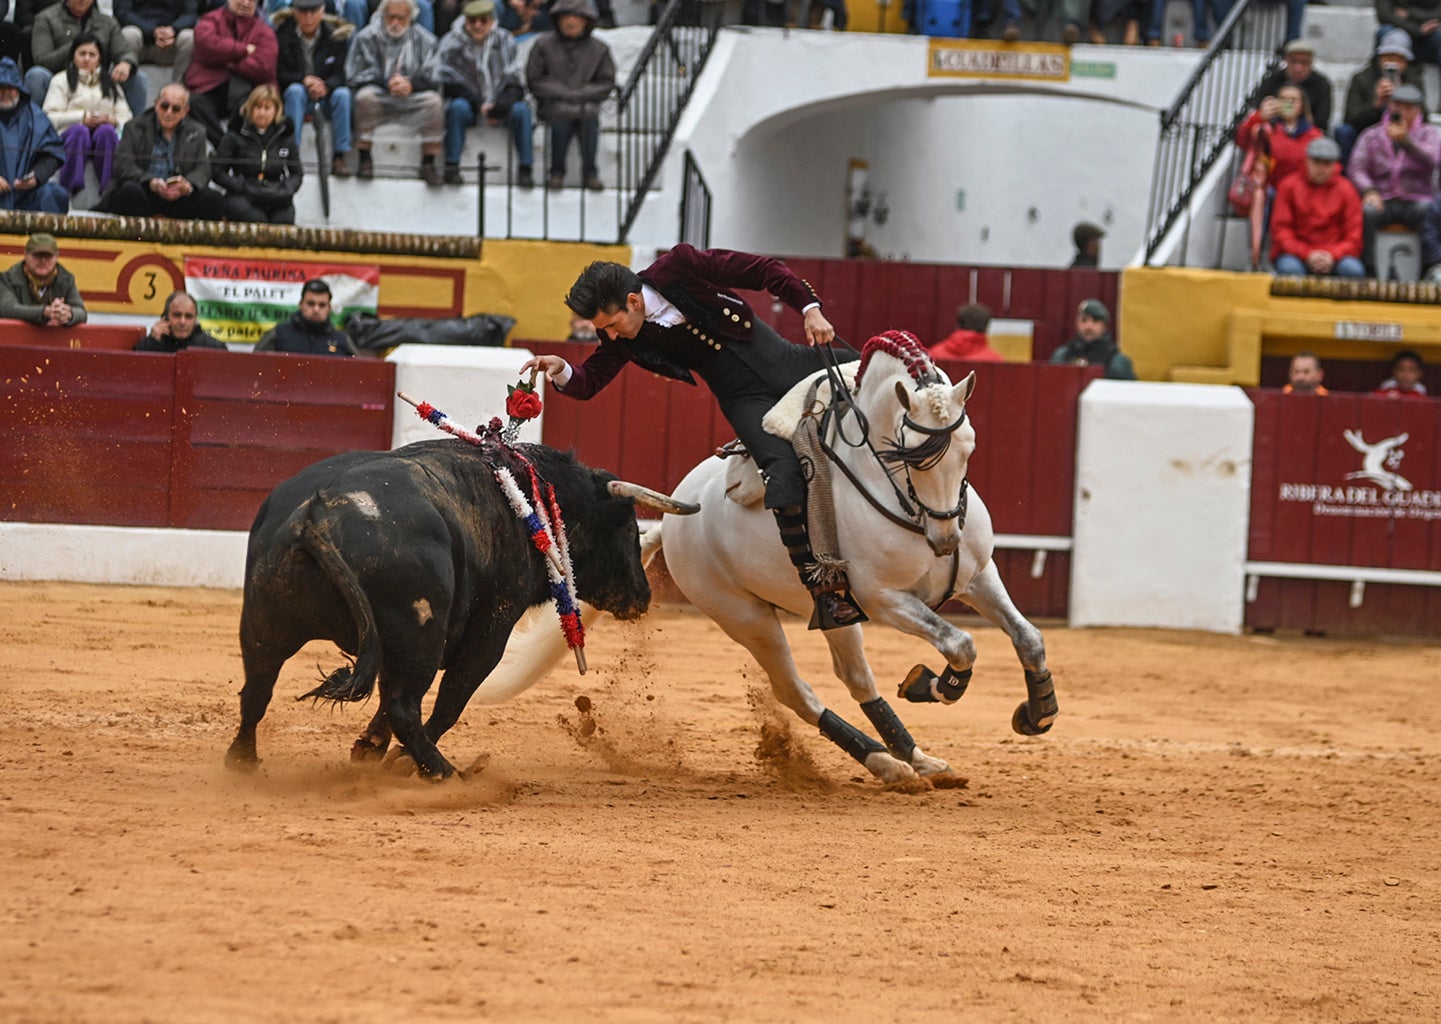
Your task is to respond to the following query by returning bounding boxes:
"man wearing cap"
[1347,82,1441,273]
[274,0,354,177]
[431,0,533,188]
[0,58,68,214]
[1256,39,1332,131]
[1377,0,1441,68]
[1270,136,1364,279]
[0,233,88,327]
[1049,299,1135,380]
[1069,221,1104,269]
[524,0,613,191]
[345,0,444,185]
[1337,29,1425,166]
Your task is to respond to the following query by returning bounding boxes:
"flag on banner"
[182,257,381,345]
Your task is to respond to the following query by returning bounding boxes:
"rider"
[521,245,868,630]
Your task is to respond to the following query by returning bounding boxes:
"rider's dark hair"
[565,261,641,318]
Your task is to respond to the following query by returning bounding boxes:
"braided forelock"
[855,330,939,391]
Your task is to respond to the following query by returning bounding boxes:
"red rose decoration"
[505,384,543,421]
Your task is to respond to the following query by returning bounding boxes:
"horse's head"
[855,331,977,557]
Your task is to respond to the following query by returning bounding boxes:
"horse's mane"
[854,330,942,391]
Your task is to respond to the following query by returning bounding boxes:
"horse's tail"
[293,507,381,705]
[473,522,666,705]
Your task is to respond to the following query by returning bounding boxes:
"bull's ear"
[607,479,700,515]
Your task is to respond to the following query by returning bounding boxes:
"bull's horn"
[607,479,699,515]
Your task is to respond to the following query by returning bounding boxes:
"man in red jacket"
[1270,136,1365,278]
[522,246,869,631]
[928,303,1005,362]
[184,0,278,146]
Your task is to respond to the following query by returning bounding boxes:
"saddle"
[719,364,859,586]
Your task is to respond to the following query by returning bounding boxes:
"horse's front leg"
[822,627,952,777]
[957,560,1057,737]
[863,588,979,706]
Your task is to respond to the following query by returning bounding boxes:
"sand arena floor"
[1,581,1438,1023]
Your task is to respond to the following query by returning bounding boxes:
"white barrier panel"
[0,523,247,588]
[1070,381,1254,634]
[387,345,540,449]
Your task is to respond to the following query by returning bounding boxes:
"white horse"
[479,331,1057,785]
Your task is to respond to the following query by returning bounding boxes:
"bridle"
[814,341,970,535]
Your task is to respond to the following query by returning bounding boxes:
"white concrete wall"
[1069,381,1255,633]
[388,344,541,449]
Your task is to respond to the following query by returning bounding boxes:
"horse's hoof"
[863,750,918,784]
[911,750,952,777]
[1011,701,1055,736]
[898,664,971,704]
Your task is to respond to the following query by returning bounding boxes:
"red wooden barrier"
[0,347,395,532]
[1247,389,1441,635]
[0,319,141,350]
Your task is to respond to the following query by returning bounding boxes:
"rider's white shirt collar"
[642,284,685,327]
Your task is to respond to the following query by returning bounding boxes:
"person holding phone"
[99,81,225,218]
[1337,29,1425,166]
[1347,82,1441,275]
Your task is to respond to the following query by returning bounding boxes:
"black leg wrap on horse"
[860,698,917,763]
[898,664,972,705]
[818,709,886,764]
[1013,669,1058,736]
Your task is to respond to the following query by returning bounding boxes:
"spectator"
[1377,0,1441,69]
[566,313,596,341]
[1235,81,1324,267]
[274,0,353,177]
[1188,0,1232,48]
[1336,29,1424,166]
[0,233,87,326]
[29,0,147,120]
[1420,195,1441,282]
[1070,220,1104,268]
[1283,352,1328,394]
[928,303,1005,362]
[15,0,55,67]
[525,0,613,191]
[346,0,444,185]
[42,33,131,198]
[432,0,533,188]
[971,0,1022,40]
[100,82,226,218]
[1257,39,1332,132]
[265,0,368,30]
[135,290,228,350]
[0,59,68,214]
[254,278,360,355]
[1049,298,1136,380]
[1373,350,1428,398]
[500,0,549,38]
[116,0,198,85]
[185,0,278,147]
[1347,83,1441,274]
[1270,136,1364,279]
[215,82,302,222]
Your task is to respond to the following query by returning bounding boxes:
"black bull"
[225,439,694,778]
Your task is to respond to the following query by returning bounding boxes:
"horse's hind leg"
[822,628,951,777]
[959,560,1058,736]
[703,596,917,784]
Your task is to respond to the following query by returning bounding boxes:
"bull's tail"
[293,512,382,706]
[473,523,666,705]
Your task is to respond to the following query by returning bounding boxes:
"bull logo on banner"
[1342,429,1413,493]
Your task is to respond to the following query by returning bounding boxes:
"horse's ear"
[893,380,913,411]
[953,371,976,405]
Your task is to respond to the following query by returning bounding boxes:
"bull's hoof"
[224,742,258,772]
[350,734,390,762]
[1011,700,1055,736]
[381,747,418,776]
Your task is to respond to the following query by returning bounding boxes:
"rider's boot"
[773,504,869,631]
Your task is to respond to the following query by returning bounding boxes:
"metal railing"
[1143,0,1287,264]
[678,149,712,248]
[613,0,726,243]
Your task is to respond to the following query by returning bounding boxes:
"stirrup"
[808,590,868,631]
